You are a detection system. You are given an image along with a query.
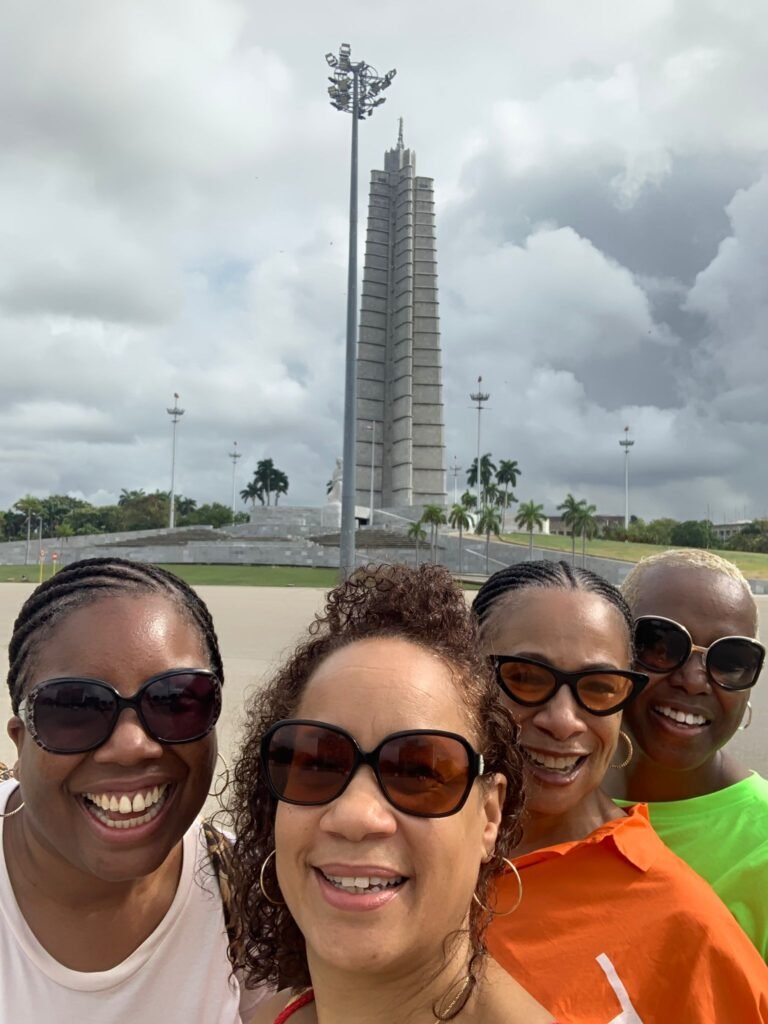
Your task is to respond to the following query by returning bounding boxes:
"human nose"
[318,765,398,841]
[668,647,711,696]
[91,709,164,765]
[531,685,589,740]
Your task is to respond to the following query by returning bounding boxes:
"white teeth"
[527,752,581,772]
[324,873,405,894]
[654,705,707,727]
[83,785,170,827]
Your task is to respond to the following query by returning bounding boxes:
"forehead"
[485,587,630,666]
[632,565,757,639]
[295,637,473,743]
[26,592,207,687]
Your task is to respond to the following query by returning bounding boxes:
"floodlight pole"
[326,43,396,577]
[470,378,490,508]
[229,441,242,523]
[451,456,462,505]
[166,393,185,529]
[619,425,635,530]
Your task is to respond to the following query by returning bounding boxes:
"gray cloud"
[0,0,767,523]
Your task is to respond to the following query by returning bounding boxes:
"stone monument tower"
[355,121,447,511]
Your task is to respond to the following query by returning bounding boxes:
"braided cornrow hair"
[7,557,223,713]
[472,559,633,644]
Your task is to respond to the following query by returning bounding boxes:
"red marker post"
[51,551,59,576]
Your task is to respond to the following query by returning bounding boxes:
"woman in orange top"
[228,565,555,1024]
[474,561,768,1024]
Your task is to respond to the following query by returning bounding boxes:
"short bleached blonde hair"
[621,549,755,618]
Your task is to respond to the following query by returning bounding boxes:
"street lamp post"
[451,456,462,505]
[326,43,396,576]
[469,378,490,509]
[619,425,635,531]
[166,393,185,529]
[229,442,242,523]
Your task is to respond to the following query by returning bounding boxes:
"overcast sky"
[1,0,767,523]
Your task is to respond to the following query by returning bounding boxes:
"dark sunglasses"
[491,655,648,716]
[634,616,765,691]
[260,720,486,818]
[18,669,222,754]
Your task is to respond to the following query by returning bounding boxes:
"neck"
[514,788,622,856]
[307,943,474,1024]
[621,747,750,803]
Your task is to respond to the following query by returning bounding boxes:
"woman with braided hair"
[474,560,768,1023]
[227,563,554,1024]
[0,557,265,1023]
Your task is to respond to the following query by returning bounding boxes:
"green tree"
[118,489,146,506]
[466,454,497,507]
[178,502,234,529]
[475,506,501,574]
[557,493,587,565]
[448,503,472,574]
[407,520,427,566]
[460,490,477,511]
[420,504,447,563]
[240,480,263,508]
[496,460,521,532]
[253,459,281,506]
[515,501,546,560]
[670,520,713,549]
[574,502,598,566]
[272,469,289,506]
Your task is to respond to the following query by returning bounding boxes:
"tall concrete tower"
[355,121,447,511]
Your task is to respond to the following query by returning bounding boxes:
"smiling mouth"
[320,871,406,895]
[81,784,171,830]
[524,750,587,775]
[652,704,710,728]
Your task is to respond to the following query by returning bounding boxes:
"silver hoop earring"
[258,849,285,906]
[611,730,633,770]
[0,764,24,819]
[472,858,523,917]
[208,752,230,799]
[738,701,753,732]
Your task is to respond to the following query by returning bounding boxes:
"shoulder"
[246,990,314,1024]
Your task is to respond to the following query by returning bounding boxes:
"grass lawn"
[0,564,341,587]
[500,532,768,580]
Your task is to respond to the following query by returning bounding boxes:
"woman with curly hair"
[227,563,555,1024]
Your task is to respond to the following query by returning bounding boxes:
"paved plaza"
[0,584,766,777]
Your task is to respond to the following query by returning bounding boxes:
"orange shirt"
[488,805,768,1023]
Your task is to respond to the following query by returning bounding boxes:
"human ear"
[480,773,506,862]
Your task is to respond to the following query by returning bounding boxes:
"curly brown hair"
[227,563,524,1017]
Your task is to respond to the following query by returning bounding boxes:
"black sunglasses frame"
[18,668,222,754]
[490,655,649,716]
[633,615,766,691]
[260,719,486,819]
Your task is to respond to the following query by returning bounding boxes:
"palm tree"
[574,502,598,566]
[448,503,472,574]
[496,460,521,532]
[272,469,289,506]
[460,490,477,511]
[515,501,546,560]
[118,488,146,506]
[466,453,497,507]
[557,493,587,565]
[240,480,263,508]
[475,506,501,574]
[254,459,276,506]
[420,504,447,563]
[407,520,427,566]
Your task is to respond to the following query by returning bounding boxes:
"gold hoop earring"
[472,858,523,917]
[611,730,633,769]
[208,752,230,799]
[0,764,24,819]
[738,701,753,732]
[259,849,285,906]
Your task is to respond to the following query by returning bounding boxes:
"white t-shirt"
[0,780,265,1023]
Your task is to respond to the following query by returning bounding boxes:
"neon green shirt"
[618,773,768,960]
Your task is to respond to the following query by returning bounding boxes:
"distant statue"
[326,458,343,503]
